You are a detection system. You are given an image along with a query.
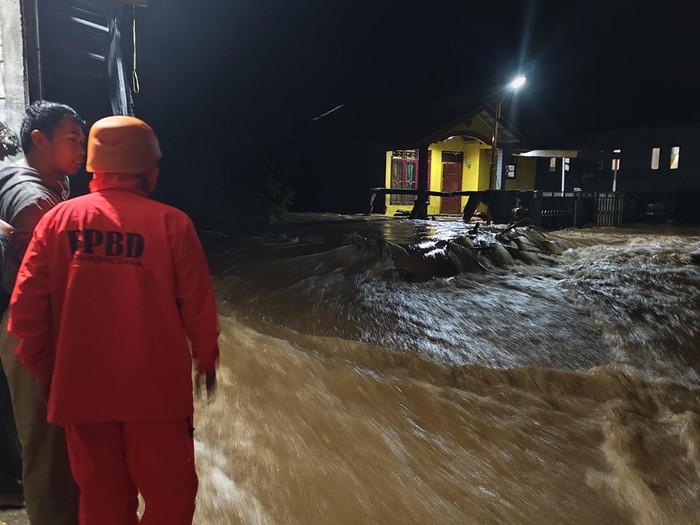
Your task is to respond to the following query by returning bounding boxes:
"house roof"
[304,88,532,152]
[516,149,621,160]
[415,104,527,147]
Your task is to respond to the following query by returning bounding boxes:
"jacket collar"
[89,173,149,196]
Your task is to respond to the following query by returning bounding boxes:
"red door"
[440,156,463,214]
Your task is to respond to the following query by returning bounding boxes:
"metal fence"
[530,191,637,229]
[370,187,643,229]
[536,192,576,229]
[595,192,637,227]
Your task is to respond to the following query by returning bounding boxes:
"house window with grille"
[390,150,419,205]
[670,146,680,169]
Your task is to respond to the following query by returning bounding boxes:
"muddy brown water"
[4,218,700,524]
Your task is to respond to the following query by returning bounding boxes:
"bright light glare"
[509,75,527,90]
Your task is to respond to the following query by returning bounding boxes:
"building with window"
[286,92,537,214]
[380,103,536,216]
[552,123,699,193]
[519,123,699,195]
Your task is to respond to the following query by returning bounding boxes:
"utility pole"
[488,75,526,190]
[489,101,502,190]
[612,149,620,192]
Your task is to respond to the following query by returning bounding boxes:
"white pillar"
[0,0,30,163]
[560,157,566,193]
[495,149,503,190]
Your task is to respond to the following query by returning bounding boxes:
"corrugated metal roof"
[39,0,117,77]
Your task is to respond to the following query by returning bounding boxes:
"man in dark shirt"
[0,101,85,525]
[0,120,21,509]
[0,218,23,509]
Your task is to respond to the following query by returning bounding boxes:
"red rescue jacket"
[8,174,219,425]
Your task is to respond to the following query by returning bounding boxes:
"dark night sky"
[131,0,699,130]
[68,0,700,211]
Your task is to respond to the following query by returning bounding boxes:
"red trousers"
[64,420,198,525]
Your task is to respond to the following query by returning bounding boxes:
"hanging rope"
[132,5,140,94]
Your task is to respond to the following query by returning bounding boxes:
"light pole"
[489,75,526,190]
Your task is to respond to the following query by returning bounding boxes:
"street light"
[509,75,526,90]
[489,75,526,190]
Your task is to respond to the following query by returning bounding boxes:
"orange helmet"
[86,115,162,174]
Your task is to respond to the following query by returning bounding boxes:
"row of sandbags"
[350,227,573,281]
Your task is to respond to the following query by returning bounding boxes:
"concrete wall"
[504,157,537,191]
[0,0,29,164]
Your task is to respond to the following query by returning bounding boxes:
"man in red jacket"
[9,115,219,525]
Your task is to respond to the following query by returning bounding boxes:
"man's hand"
[0,218,13,237]
[195,368,217,402]
[37,379,51,405]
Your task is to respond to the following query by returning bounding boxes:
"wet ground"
[0,508,28,525]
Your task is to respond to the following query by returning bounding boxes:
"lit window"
[612,149,621,171]
[670,146,680,169]
[651,147,660,170]
[549,158,556,172]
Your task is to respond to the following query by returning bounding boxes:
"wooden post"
[462,193,483,223]
[489,102,502,190]
[22,0,43,102]
[531,190,543,228]
[410,147,430,219]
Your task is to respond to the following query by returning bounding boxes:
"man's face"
[45,117,86,176]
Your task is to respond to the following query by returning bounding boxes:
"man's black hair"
[20,101,84,153]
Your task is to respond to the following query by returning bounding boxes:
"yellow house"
[383,105,536,216]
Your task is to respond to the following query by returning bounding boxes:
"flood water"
[192,216,700,525]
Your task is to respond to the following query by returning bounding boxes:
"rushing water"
[192,217,700,525]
